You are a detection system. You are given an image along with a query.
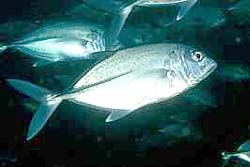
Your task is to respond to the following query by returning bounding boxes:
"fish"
[6,43,217,141]
[217,63,250,82]
[83,0,198,49]
[0,19,105,67]
[137,122,202,152]
[179,5,225,28]
[227,0,250,23]
[158,122,193,139]
[0,20,40,41]
[228,0,250,13]
[222,140,250,164]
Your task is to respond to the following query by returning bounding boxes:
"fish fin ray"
[26,98,62,141]
[177,0,197,21]
[6,79,50,102]
[65,70,133,96]
[63,51,115,90]
[105,109,134,122]
[6,79,62,141]
[105,3,136,49]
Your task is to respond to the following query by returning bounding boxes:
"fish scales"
[74,44,176,88]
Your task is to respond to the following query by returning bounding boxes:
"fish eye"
[82,40,89,46]
[192,51,203,62]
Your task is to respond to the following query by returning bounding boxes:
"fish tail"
[0,43,8,53]
[6,79,62,141]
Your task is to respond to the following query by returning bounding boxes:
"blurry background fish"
[0,18,106,67]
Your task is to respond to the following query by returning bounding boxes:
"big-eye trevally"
[83,0,198,49]
[0,20,105,67]
[6,43,217,141]
[222,140,250,165]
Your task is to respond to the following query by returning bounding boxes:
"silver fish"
[6,43,217,141]
[83,0,198,49]
[222,140,250,164]
[0,20,105,66]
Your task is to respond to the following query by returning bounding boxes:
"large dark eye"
[192,51,203,62]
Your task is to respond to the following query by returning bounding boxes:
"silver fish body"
[6,43,217,140]
[65,43,217,111]
[0,20,105,66]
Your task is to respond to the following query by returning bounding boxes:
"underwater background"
[0,0,249,166]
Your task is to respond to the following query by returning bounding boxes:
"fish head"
[175,45,217,86]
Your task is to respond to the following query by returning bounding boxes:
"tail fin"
[0,43,8,53]
[6,79,62,141]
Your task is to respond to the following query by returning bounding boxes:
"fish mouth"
[201,61,217,81]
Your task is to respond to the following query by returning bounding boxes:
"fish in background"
[0,20,41,41]
[6,43,217,141]
[228,0,250,14]
[178,5,226,28]
[82,0,198,49]
[136,121,202,152]
[0,19,105,67]
[217,63,250,82]
[227,0,250,23]
[222,140,250,165]
[154,5,226,28]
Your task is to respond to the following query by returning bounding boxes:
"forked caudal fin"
[6,79,62,141]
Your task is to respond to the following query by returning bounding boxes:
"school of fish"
[0,0,223,142]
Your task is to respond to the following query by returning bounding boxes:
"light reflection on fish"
[83,0,198,48]
[6,43,217,141]
[0,20,105,67]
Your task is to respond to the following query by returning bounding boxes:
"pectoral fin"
[105,109,134,122]
[176,0,197,21]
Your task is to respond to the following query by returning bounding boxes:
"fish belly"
[72,69,188,111]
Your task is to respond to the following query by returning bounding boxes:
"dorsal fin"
[65,51,115,90]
